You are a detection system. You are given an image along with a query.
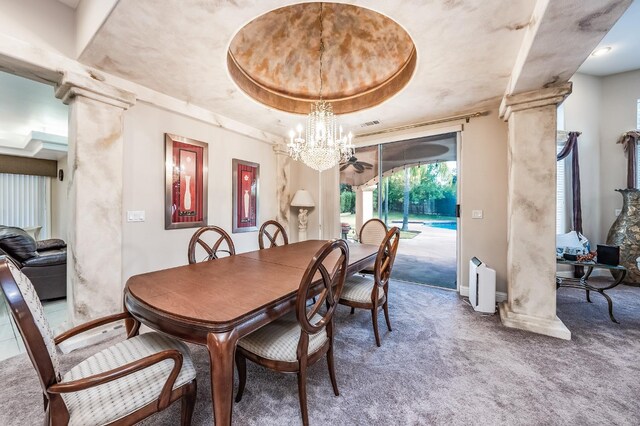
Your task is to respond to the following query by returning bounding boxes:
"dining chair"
[234,239,349,426]
[0,257,198,426]
[258,220,289,249]
[339,227,400,346]
[188,225,236,264]
[358,218,388,274]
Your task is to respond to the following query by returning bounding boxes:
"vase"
[184,175,192,210]
[243,190,250,218]
[606,188,640,285]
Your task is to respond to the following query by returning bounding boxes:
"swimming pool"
[425,221,457,230]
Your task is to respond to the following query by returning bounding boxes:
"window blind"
[0,173,51,239]
[556,145,566,234]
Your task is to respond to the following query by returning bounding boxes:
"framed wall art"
[165,133,208,230]
[232,159,259,233]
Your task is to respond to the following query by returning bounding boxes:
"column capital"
[499,82,572,121]
[272,142,289,156]
[55,71,136,110]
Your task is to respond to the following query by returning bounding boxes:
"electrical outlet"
[472,210,483,219]
[615,208,622,217]
[127,211,145,222]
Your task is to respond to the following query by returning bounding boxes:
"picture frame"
[232,159,259,233]
[165,133,208,230]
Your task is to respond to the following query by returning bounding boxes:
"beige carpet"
[1,280,639,425]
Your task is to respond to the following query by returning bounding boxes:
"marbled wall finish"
[66,98,126,322]
[79,0,537,136]
[55,73,135,324]
[498,84,572,339]
[274,145,291,235]
[506,105,558,319]
[229,3,414,100]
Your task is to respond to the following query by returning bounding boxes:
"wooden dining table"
[124,239,378,425]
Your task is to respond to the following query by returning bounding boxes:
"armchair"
[0,226,66,300]
[0,257,197,425]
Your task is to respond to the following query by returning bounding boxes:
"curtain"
[556,131,582,235]
[617,131,640,189]
[0,173,51,239]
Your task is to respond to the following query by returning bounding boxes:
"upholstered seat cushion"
[61,332,196,426]
[238,313,328,362]
[340,275,384,304]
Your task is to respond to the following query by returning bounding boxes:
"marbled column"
[498,83,572,340]
[55,72,135,324]
[273,144,291,237]
[355,187,373,238]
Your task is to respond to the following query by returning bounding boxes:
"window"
[0,173,51,239]
[556,145,566,234]
[556,105,566,234]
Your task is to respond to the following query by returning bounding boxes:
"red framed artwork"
[165,133,208,229]
[232,159,259,233]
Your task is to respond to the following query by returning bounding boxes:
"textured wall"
[121,102,278,281]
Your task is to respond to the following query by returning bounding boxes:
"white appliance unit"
[469,257,496,313]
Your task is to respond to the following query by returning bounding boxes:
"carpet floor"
[0,280,639,425]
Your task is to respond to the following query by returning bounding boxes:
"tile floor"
[0,298,68,361]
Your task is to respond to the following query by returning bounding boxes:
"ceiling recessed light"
[591,46,612,57]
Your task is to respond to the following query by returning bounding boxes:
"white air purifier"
[468,257,496,314]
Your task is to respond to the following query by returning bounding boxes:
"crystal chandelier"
[287,3,354,172]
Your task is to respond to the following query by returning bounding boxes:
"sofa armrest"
[22,250,66,267]
[36,239,67,251]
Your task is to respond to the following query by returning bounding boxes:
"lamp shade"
[290,189,315,207]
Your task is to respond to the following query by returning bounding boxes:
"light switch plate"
[615,208,622,216]
[472,210,483,219]
[127,211,145,222]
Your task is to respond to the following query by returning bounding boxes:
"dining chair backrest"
[258,220,289,249]
[296,239,349,336]
[374,227,401,288]
[188,226,236,264]
[0,257,61,396]
[359,218,387,245]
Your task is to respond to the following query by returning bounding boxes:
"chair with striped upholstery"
[187,225,236,264]
[340,227,400,346]
[0,257,198,426]
[258,220,289,249]
[357,218,388,274]
[234,239,349,426]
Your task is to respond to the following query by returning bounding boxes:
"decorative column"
[273,143,291,236]
[55,72,136,324]
[498,83,572,340]
[355,186,373,238]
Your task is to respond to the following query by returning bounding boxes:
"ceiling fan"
[340,156,373,173]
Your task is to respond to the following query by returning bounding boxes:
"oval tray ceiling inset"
[228,2,417,115]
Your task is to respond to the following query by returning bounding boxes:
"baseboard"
[459,286,507,302]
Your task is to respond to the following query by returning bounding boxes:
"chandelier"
[287,3,354,172]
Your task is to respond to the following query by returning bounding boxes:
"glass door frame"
[355,126,463,292]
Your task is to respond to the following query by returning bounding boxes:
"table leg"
[583,266,594,303]
[599,290,619,324]
[207,330,239,426]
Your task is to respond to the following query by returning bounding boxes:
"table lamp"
[290,189,315,241]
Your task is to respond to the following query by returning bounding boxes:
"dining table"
[124,239,378,425]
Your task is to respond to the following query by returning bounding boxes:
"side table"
[556,259,627,323]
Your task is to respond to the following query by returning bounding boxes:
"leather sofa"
[0,226,66,300]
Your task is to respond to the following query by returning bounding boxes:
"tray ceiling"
[79,0,537,138]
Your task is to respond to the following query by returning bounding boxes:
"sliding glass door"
[339,132,458,289]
